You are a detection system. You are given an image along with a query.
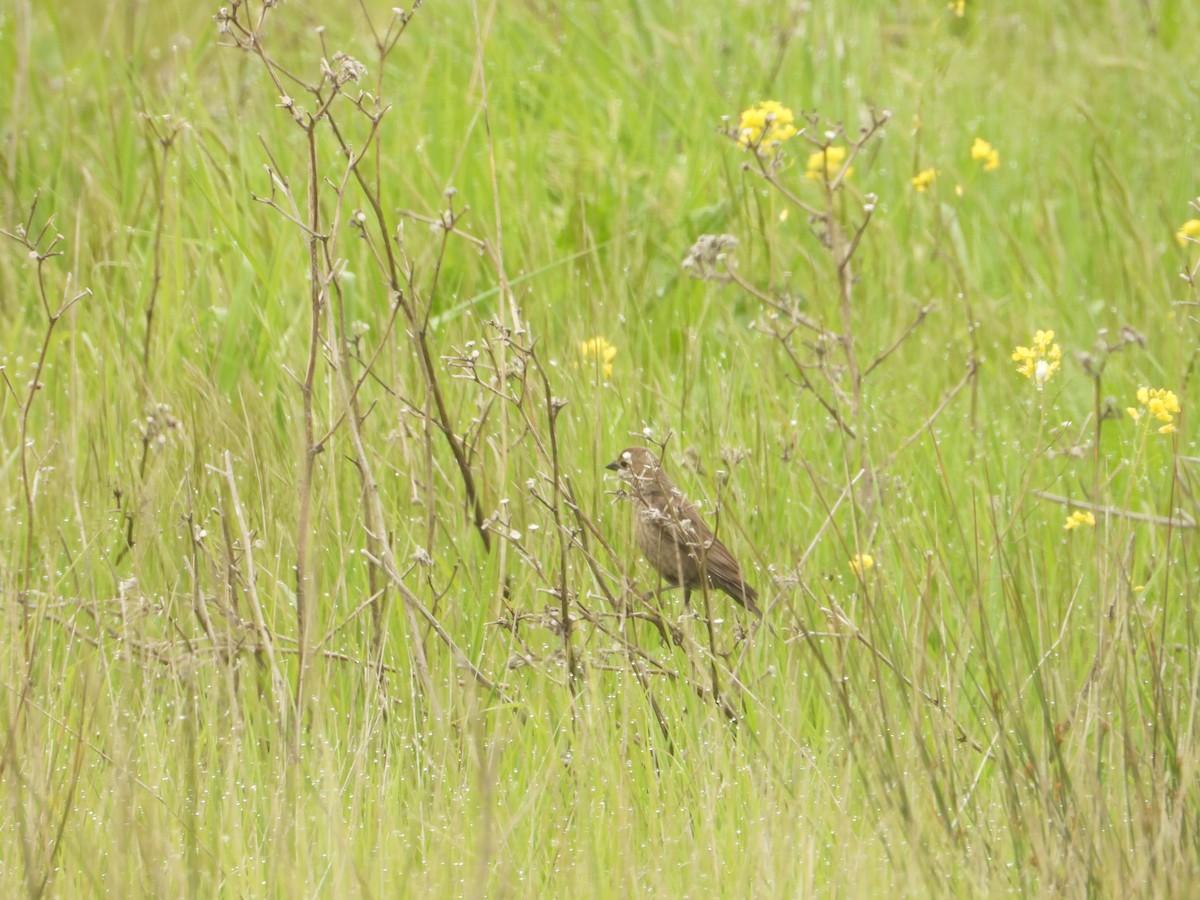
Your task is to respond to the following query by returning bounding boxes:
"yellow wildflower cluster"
[806,145,852,181]
[580,336,617,378]
[911,168,937,192]
[971,137,1000,172]
[849,553,874,576]
[1127,387,1180,435]
[1175,219,1200,246]
[1011,329,1062,390]
[737,101,798,153]
[1064,510,1096,531]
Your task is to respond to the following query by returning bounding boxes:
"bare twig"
[210,452,288,730]
[863,304,934,378]
[1032,490,1196,529]
[1,194,90,610]
[140,114,186,371]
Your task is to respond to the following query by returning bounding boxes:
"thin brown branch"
[1032,491,1196,529]
[863,303,934,378]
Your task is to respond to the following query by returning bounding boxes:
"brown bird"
[606,446,761,616]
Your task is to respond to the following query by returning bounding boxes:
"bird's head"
[605,446,662,485]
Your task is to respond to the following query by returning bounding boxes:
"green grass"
[2,0,1199,895]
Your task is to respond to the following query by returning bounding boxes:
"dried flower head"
[135,403,182,449]
[321,52,368,87]
[682,233,738,280]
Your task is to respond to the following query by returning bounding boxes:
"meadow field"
[2,0,1199,895]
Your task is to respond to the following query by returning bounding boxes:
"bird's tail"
[718,577,761,617]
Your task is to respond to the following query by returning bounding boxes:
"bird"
[606,446,761,616]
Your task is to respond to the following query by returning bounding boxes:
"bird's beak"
[605,460,619,472]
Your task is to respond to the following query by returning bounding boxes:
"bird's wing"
[649,485,758,612]
[664,493,740,575]
[674,493,759,601]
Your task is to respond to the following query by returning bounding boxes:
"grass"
[2,0,1199,895]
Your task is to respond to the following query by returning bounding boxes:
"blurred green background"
[1,0,1198,895]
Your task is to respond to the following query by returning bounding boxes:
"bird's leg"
[641,585,682,606]
[682,588,692,609]
[639,588,683,646]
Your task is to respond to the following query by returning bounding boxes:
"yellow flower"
[737,100,798,153]
[1011,328,1062,390]
[911,168,937,192]
[1148,397,1175,420]
[971,136,1000,172]
[949,0,966,16]
[1129,386,1180,435]
[580,336,617,378]
[849,553,874,576]
[1175,219,1200,246]
[1064,510,1096,531]
[806,145,853,181]
[1140,387,1180,420]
